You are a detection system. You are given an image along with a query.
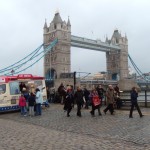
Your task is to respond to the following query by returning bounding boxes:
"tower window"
[116,39,119,43]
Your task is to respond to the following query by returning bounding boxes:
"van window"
[0,84,6,94]
[9,82,20,95]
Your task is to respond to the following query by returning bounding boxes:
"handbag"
[92,95,101,106]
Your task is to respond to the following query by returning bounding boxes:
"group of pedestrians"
[19,84,43,117]
[19,82,144,119]
[58,83,143,118]
[59,83,105,117]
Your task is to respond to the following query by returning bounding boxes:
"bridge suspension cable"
[128,54,149,81]
[1,39,58,75]
[0,44,43,74]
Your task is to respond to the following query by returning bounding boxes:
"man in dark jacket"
[129,87,143,118]
[74,86,84,117]
[83,87,90,109]
[58,83,66,104]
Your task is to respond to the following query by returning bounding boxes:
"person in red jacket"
[89,88,102,117]
[19,93,27,116]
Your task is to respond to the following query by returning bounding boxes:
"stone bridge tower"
[43,12,71,87]
[106,30,128,80]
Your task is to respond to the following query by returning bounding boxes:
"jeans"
[20,106,26,115]
[29,106,34,116]
[129,102,142,117]
[36,103,42,115]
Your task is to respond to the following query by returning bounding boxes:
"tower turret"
[67,16,71,31]
[52,11,63,30]
[43,19,48,33]
[111,29,121,44]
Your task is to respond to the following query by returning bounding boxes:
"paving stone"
[0,104,150,150]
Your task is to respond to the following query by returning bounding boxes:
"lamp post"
[11,69,15,76]
[73,71,76,90]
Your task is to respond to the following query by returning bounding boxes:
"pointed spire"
[105,35,109,43]
[67,16,71,26]
[44,19,47,28]
[52,11,62,24]
[113,29,121,38]
[125,33,127,39]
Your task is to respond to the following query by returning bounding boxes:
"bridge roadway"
[0,104,150,150]
[71,35,121,52]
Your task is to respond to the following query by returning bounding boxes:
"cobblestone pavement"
[0,104,150,150]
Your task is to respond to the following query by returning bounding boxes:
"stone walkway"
[0,104,150,150]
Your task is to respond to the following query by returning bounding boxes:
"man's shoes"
[140,115,144,118]
[129,116,133,118]
[67,114,70,117]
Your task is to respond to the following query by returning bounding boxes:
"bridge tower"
[106,30,128,80]
[43,12,71,87]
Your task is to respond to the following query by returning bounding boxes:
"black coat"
[28,95,36,106]
[131,90,138,103]
[65,91,74,109]
[74,90,84,105]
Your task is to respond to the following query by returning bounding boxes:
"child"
[28,92,36,116]
[19,93,27,116]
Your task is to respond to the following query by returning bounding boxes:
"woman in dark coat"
[65,86,74,117]
[28,92,36,116]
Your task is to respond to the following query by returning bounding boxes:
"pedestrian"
[19,93,27,116]
[114,85,122,109]
[65,86,74,117]
[96,84,105,106]
[46,87,50,103]
[28,92,36,116]
[58,83,66,104]
[50,87,55,103]
[74,86,84,117]
[22,88,30,111]
[129,87,144,118]
[103,85,115,115]
[35,88,43,116]
[83,87,90,109]
[89,88,102,117]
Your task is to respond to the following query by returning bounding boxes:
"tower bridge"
[43,12,128,88]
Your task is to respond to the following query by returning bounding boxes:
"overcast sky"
[0,0,150,77]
